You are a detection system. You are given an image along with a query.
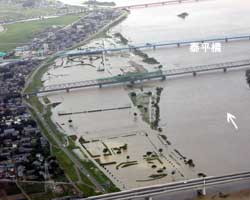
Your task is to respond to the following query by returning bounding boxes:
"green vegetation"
[0,14,81,51]
[25,57,54,93]
[29,108,78,182]
[129,91,151,124]
[67,135,79,150]
[57,10,129,52]
[77,171,101,196]
[129,87,163,130]
[18,182,45,194]
[43,104,65,143]
[76,183,99,197]
[22,10,130,197]
[114,32,128,44]
[133,48,159,64]
[0,3,59,22]
[42,96,50,104]
[52,146,78,182]
[29,108,57,146]
[27,73,119,195]
[80,160,120,193]
[27,184,76,200]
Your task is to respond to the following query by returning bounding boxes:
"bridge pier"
[145,197,153,200]
[225,38,228,42]
[153,45,156,50]
[193,71,197,76]
[66,88,70,93]
[197,187,206,196]
[161,76,166,80]
[223,68,227,72]
[202,185,206,196]
[177,43,180,47]
[197,178,206,196]
[99,84,102,88]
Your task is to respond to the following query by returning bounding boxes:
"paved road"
[21,10,131,195]
[151,179,250,200]
[83,172,250,200]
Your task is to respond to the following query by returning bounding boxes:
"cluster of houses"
[15,9,123,58]
[0,60,63,181]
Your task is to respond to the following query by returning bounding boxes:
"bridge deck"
[116,0,206,9]
[64,35,250,57]
[29,59,250,95]
[83,171,250,200]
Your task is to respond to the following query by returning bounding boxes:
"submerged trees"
[245,69,250,87]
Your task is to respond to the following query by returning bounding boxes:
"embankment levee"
[23,8,130,195]
[24,8,129,94]
[70,9,130,50]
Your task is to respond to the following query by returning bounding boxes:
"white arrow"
[227,113,238,130]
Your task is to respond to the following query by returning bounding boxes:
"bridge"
[63,34,250,57]
[115,0,208,10]
[25,59,250,96]
[82,171,250,200]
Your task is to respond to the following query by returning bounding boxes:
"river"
[44,0,250,187]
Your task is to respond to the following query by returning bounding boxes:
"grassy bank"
[0,4,60,23]
[28,107,99,197]
[23,10,130,197]
[0,14,81,52]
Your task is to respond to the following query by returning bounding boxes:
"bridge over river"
[62,34,250,57]
[115,0,208,10]
[25,59,250,96]
[82,171,250,200]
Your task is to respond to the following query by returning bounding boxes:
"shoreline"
[23,8,132,195]
[112,29,162,67]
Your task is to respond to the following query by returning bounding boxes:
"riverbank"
[24,8,131,196]
[37,25,200,190]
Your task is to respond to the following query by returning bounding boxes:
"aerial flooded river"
[43,0,250,189]
[111,0,250,175]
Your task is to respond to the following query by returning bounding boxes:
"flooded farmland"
[40,0,250,190]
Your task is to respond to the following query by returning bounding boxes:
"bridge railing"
[83,171,250,200]
[63,34,250,57]
[33,59,250,95]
